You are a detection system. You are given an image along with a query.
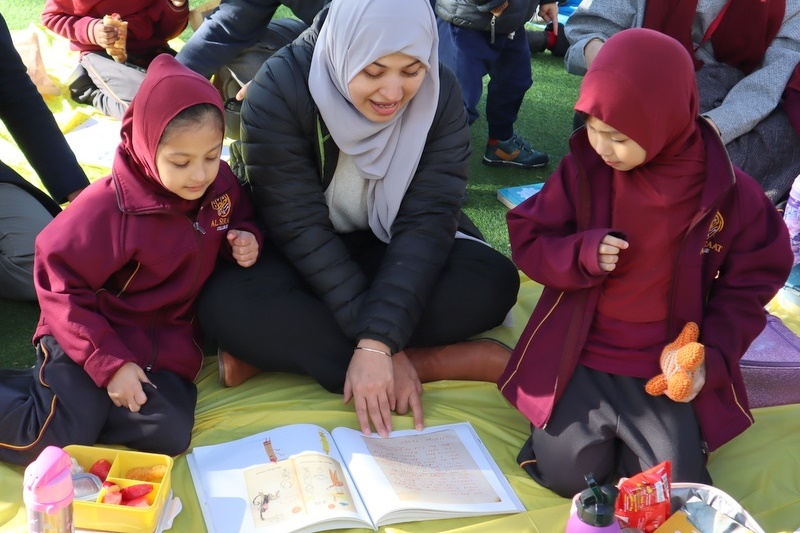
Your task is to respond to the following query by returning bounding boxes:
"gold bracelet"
[355,346,392,358]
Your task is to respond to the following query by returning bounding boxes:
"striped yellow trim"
[731,383,754,425]
[499,291,564,393]
[0,343,59,451]
[117,262,141,296]
[83,60,131,112]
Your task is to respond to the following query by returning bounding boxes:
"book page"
[362,430,500,504]
[242,453,357,528]
[187,424,371,533]
[63,117,121,169]
[331,422,524,526]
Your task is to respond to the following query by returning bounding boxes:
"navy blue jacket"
[175,0,328,78]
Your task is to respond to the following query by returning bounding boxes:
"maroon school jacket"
[499,120,792,451]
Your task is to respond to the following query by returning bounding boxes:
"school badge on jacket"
[211,193,231,230]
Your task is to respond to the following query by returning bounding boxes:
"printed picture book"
[186,422,525,533]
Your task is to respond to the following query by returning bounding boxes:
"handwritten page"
[331,422,524,526]
[363,430,500,504]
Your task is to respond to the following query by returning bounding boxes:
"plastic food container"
[72,473,103,501]
[63,445,172,533]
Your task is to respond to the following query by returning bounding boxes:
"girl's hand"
[598,233,628,272]
[106,362,153,412]
[93,20,119,48]
[228,229,259,267]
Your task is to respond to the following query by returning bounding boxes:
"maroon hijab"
[642,0,785,74]
[114,54,224,199]
[575,28,704,174]
[575,28,706,322]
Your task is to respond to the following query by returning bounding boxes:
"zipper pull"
[491,15,496,44]
[193,221,206,234]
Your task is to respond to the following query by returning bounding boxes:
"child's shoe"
[483,133,549,169]
[66,64,96,104]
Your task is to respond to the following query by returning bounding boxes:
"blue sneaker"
[483,133,549,169]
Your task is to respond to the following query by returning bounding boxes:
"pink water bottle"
[566,474,621,533]
[23,446,75,533]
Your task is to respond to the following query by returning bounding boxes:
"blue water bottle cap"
[576,474,619,527]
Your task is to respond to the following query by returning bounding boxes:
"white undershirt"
[325,151,370,233]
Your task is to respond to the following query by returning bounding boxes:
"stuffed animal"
[645,322,706,402]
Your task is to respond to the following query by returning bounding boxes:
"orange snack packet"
[615,461,672,533]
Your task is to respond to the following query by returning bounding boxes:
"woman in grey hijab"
[197,0,520,437]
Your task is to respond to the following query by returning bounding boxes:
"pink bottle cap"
[23,446,74,514]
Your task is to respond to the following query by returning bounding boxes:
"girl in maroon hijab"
[498,28,792,498]
[0,55,260,465]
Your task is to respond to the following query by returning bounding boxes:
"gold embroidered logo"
[702,211,724,254]
[211,194,231,217]
[210,194,231,231]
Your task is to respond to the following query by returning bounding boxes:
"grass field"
[0,2,581,369]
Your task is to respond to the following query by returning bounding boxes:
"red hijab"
[114,54,224,204]
[575,28,706,323]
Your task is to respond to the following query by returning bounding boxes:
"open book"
[186,422,525,533]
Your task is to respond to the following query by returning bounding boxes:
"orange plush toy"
[645,322,706,402]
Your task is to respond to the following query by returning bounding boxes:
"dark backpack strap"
[315,114,337,190]
[228,140,247,185]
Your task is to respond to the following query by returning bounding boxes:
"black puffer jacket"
[240,10,480,353]
[436,0,547,34]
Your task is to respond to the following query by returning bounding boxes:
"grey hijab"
[308,0,440,242]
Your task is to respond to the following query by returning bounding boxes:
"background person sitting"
[42,0,190,119]
[0,13,88,302]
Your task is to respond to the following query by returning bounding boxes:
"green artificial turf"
[0,3,581,368]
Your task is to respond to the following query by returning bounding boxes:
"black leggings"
[197,235,520,393]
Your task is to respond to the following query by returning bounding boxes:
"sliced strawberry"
[102,490,122,505]
[102,481,118,490]
[123,495,151,508]
[89,458,113,481]
[120,483,153,501]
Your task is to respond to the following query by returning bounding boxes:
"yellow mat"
[1,25,798,533]
[1,275,799,533]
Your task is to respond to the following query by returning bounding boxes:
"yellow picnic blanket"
[1,25,799,533]
[1,275,799,533]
